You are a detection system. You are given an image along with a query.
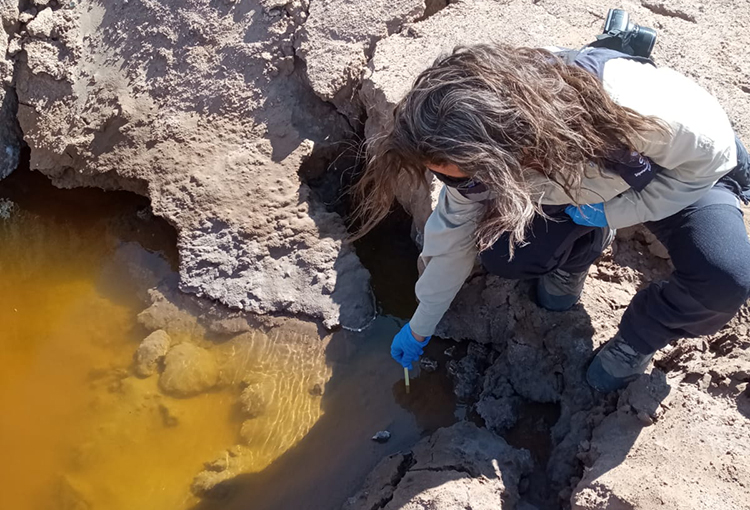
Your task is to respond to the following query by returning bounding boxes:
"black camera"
[593,8,657,58]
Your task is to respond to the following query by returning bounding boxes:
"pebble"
[697,373,712,391]
[636,411,654,426]
[309,383,323,397]
[371,430,391,443]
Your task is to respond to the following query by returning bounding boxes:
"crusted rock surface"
[12,0,374,329]
[343,421,533,510]
[0,3,21,179]
[573,363,750,509]
[296,0,425,121]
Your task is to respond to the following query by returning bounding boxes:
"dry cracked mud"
[1,0,749,509]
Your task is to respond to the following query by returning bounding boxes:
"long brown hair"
[351,44,667,254]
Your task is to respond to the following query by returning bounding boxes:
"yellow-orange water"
[0,178,328,510]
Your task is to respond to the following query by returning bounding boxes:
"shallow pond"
[0,169,456,510]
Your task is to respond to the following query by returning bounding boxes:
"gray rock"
[371,430,391,443]
[447,342,491,403]
[476,358,521,432]
[0,198,14,219]
[308,383,323,397]
[26,7,55,38]
[618,369,671,420]
[506,338,563,403]
[296,0,425,121]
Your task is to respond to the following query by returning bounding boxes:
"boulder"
[13,0,374,329]
[296,0,426,121]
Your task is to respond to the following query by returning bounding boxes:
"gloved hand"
[391,323,430,370]
[565,203,608,227]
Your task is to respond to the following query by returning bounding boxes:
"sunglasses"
[429,171,481,189]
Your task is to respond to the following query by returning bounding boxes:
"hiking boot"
[586,333,654,393]
[536,268,589,311]
[536,227,616,312]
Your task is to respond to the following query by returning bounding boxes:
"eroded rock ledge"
[6,0,376,329]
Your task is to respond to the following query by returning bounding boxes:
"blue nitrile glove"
[391,323,431,370]
[565,203,608,227]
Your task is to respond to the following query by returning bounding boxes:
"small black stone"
[309,383,323,397]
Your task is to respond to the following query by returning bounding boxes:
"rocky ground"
[1,0,749,509]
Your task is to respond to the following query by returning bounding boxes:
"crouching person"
[352,44,750,392]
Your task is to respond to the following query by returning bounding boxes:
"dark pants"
[481,181,750,355]
[480,206,609,278]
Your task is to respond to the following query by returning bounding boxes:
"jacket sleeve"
[600,58,738,229]
[409,186,483,337]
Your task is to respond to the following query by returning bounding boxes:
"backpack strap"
[554,47,662,191]
[555,46,655,80]
[557,49,581,66]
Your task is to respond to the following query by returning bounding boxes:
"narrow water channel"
[0,168,457,510]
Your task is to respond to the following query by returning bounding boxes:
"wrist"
[412,332,427,342]
[406,322,431,343]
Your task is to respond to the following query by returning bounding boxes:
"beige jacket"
[410,57,738,338]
